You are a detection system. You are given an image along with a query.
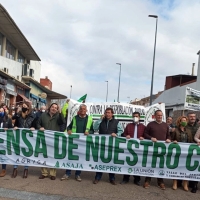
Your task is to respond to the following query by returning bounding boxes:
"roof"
[0,69,30,89]
[0,4,41,61]
[165,74,197,90]
[166,74,197,78]
[22,76,67,99]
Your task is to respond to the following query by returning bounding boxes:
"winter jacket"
[171,127,193,143]
[12,112,36,128]
[37,112,65,131]
[94,117,123,136]
[0,114,13,129]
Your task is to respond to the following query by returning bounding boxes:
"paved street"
[0,166,198,200]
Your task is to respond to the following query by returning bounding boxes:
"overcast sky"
[1,0,200,103]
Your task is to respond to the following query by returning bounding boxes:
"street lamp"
[70,85,72,98]
[116,63,121,102]
[127,96,130,103]
[105,81,108,102]
[148,15,158,106]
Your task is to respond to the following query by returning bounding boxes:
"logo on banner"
[128,168,133,173]
[158,170,165,176]
[145,106,162,125]
[0,156,8,163]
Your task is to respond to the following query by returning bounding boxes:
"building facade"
[153,51,200,118]
[0,4,67,108]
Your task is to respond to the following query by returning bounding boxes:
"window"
[6,39,15,60]
[31,98,37,108]
[18,51,25,63]
[0,33,3,55]
[3,68,8,73]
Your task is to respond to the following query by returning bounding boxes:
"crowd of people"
[0,101,200,194]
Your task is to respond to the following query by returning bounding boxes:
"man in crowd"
[37,103,65,180]
[186,112,199,138]
[186,111,199,193]
[166,116,175,137]
[34,106,47,128]
[33,107,38,115]
[120,111,145,186]
[143,110,171,190]
[61,104,93,182]
[93,107,123,185]
[36,106,47,119]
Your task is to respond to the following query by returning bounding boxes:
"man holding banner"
[186,112,199,193]
[61,104,93,182]
[120,111,146,186]
[93,107,123,185]
[143,110,171,190]
[37,103,65,180]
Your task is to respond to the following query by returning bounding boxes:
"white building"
[0,4,67,107]
[153,51,200,117]
[0,5,41,81]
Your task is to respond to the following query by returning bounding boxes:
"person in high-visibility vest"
[60,99,70,132]
[61,99,70,119]
[60,104,93,182]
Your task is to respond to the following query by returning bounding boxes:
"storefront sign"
[184,87,200,110]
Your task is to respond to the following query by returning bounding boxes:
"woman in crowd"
[0,107,13,177]
[11,102,36,178]
[171,116,193,191]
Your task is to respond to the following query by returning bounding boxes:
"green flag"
[77,94,87,102]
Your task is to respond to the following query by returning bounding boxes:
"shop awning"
[17,93,31,103]
[7,89,17,96]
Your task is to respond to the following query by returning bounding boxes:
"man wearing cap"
[61,104,93,182]
[166,116,175,137]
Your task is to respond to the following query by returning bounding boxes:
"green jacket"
[37,112,65,131]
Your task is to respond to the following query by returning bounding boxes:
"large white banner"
[67,100,166,129]
[184,87,200,111]
[0,129,200,181]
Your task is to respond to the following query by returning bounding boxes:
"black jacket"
[99,117,118,135]
[0,115,13,128]
[12,112,36,128]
